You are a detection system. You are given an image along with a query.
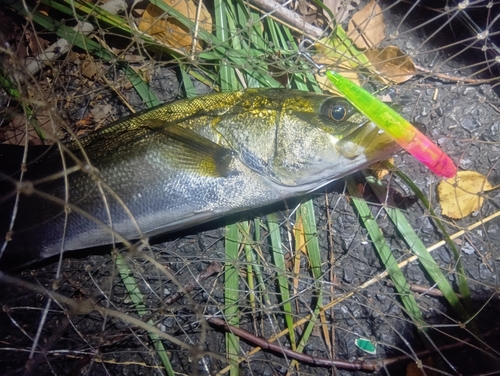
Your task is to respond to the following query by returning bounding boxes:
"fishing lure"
[299,43,457,178]
[325,71,457,178]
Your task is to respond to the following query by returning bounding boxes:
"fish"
[0,88,400,269]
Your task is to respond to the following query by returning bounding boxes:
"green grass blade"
[240,222,256,311]
[264,17,321,92]
[345,177,426,328]
[237,1,264,47]
[365,174,471,323]
[247,219,273,308]
[267,213,297,349]
[298,200,322,280]
[390,165,472,307]
[149,0,279,88]
[218,2,241,367]
[214,0,237,91]
[224,224,241,375]
[281,28,321,93]
[115,254,174,375]
[179,67,198,98]
[294,200,323,355]
[126,68,161,107]
[226,1,262,89]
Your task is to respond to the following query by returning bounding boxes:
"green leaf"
[115,254,175,375]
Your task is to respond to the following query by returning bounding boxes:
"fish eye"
[321,99,352,122]
[329,105,347,121]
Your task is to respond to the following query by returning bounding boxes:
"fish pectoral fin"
[145,120,234,177]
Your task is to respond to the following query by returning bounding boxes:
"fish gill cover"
[0,0,499,375]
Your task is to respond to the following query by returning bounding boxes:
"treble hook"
[297,39,326,76]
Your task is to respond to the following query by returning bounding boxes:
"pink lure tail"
[405,130,457,178]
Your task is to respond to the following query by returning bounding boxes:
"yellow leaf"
[138,0,212,51]
[364,46,416,83]
[437,171,494,219]
[347,0,385,49]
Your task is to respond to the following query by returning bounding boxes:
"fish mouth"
[335,121,400,161]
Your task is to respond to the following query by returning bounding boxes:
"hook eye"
[298,39,326,76]
[298,39,314,51]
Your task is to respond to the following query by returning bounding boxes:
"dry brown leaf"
[364,46,416,83]
[313,30,367,93]
[138,0,212,51]
[90,104,113,122]
[313,42,361,93]
[437,171,495,219]
[323,0,360,24]
[0,108,63,145]
[369,158,394,180]
[295,0,318,25]
[347,0,385,49]
[25,29,50,56]
[81,56,99,79]
[0,115,41,145]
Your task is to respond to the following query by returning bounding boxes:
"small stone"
[460,158,473,169]
[490,122,499,136]
[479,263,492,279]
[462,243,475,255]
[440,248,452,263]
[343,267,355,283]
[487,223,499,235]
[461,118,479,131]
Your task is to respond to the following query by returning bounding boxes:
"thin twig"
[209,316,500,372]
[247,0,324,39]
[190,0,204,60]
[384,280,463,299]
[414,63,496,84]
[225,209,500,368]
[207,317,382,372]
[164,261,222,305]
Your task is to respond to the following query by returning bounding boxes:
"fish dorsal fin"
[145,120,234,178]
